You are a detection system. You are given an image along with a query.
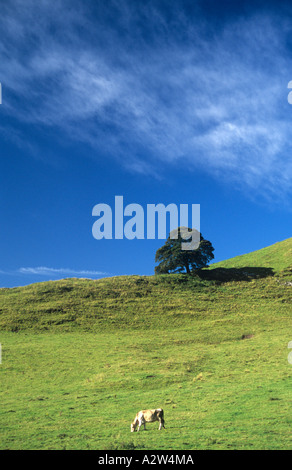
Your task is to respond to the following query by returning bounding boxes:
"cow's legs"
[138,417,145,432]
[159,418,165,430]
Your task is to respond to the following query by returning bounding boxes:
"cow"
[130,408,165,432]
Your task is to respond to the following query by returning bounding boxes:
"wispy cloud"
[0,266,106,278]
[1,1,292,200]
[18,267,106,277]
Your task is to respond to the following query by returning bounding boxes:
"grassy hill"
[211,237,292,273]
[0,238,291,449]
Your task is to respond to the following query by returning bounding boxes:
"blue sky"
[0,0,292,287]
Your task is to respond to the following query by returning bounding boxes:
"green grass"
[0,238,292,449]
[211,237,292,274]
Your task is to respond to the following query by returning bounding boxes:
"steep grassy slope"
[211,237,292,274]
[0,239,291,449]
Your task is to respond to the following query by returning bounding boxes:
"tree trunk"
[185,264,190,274]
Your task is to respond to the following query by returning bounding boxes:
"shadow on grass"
[197,266,274,283]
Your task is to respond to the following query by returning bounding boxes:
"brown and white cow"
[131,408,165,432]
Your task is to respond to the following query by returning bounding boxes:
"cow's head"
[130,422,137,432]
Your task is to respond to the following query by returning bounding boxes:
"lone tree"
[155,227,214,274]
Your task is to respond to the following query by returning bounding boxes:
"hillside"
[211,237,292,274]
[0,238,291,450]
[0,237,291,332]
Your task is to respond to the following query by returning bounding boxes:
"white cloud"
[18,267,106,277]
[1,1,292,200]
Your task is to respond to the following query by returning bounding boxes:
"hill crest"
[210,237,292,274]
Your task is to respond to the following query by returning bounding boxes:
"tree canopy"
[155,227,215,274]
